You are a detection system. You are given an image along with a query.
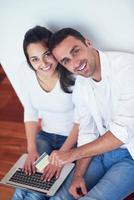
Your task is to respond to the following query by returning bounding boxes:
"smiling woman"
[26,41,59,92]
[10,26,79,200]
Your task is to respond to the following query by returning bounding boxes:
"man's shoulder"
[104,50,134,62]
[73,76,89,98]
[75,75,89,85]
[102,51,134,74]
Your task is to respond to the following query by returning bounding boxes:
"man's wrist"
[71,147,84,161]
[74,172,83,178]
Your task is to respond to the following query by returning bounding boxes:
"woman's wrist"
[27,146,37,154]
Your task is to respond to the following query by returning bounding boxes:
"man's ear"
[85,39,92,47]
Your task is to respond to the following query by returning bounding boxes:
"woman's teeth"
[42,66,51,71]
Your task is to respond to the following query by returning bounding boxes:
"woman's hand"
[42,163,62,181]
[23,150,39,175]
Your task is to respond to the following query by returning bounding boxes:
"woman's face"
[27,42,58,77]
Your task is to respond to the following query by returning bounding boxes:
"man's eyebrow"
[60,45,79,63]
[60,57,68,64]
[70,45,79,54]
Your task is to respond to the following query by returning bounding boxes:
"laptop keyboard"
[9,168,57,191]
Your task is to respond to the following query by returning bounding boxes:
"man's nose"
[71,58,79,70]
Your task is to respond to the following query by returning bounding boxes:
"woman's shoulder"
[19,61,37,89]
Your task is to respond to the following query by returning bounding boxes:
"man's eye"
[63,59,69,65]
[73,48,79,55]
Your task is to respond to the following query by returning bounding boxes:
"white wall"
[0,0,134,104]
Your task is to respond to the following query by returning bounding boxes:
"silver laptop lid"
[0,154,74,196]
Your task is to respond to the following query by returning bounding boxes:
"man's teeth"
[78,63,86,71]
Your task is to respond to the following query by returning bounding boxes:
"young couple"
[12,26,134,200]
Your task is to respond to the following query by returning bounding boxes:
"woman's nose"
[39,59,48,68]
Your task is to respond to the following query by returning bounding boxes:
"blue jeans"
[50,148,134,200]
[11,130,67,200]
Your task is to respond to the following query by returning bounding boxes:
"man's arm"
[71,131,123,161]
[69,157,92,199]
[49,131,123,166]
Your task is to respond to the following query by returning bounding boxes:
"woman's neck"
[36,71,58,92]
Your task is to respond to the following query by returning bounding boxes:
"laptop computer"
[0,153,74,196]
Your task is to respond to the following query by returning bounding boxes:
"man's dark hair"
[49,28,86,51]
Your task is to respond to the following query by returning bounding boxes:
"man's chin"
[78,72,90,78]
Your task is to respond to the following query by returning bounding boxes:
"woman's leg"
[11,188,27,200]
[36,131,67,155]
[11,131,67,200]
[36,130,54,155]
[11,188,48,200]
[11,131,54,200]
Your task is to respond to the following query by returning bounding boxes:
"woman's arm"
[42,123,79,181]
[25,121,39,153]
[23,121,39,174]
[60,123,79,151]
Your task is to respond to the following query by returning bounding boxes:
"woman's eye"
[44,51,52,57]
[31,58,38,62]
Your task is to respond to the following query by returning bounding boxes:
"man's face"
[52,36,99,78]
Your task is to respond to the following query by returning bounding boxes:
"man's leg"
[80,149,134,200]
[83,156,106,191]
[50,156,106,200]
[50,170,75,200]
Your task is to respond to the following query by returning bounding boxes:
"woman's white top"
[22,63,74,136]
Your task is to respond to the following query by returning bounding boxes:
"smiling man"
[51,33,100,79]
[48,28,134,200]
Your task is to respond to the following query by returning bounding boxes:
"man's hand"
[23,151,39,175]
[49,150,76,167]
[69,176,87,199]
[42,164,62,181]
